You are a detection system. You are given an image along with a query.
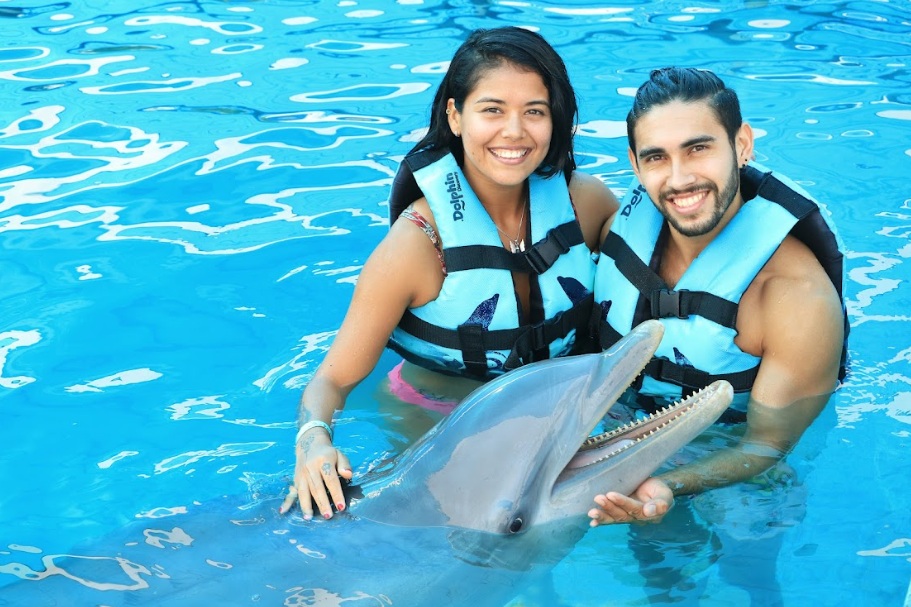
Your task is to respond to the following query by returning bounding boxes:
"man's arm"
[589,242,844,524]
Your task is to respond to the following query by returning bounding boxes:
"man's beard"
[658,162,740,238]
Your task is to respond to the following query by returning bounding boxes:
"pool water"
[1,1,909,605]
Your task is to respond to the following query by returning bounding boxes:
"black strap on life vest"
[444,221,583,275]
[600,231,740,329]
[596,164,851,393]
[597,226,753,392]
[387,146,591,378]
[388,147,449,225]
[743,166,846,300]
[595,319,759,393]
[641,357,759,394]
[742,165,849,380]
[396,294,594,378]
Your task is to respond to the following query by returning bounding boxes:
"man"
[588,67,848,526]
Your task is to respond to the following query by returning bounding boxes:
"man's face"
[628,99,751,239]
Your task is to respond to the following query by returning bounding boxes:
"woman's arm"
[284,206,445,519]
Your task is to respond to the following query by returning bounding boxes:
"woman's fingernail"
[323,513,331,520]
[336,503,345,512]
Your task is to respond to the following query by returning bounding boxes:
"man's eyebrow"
[637,145,665,160]
[682,135,716,148]
[637,135,717,160]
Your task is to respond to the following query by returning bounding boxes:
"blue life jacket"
[388,148,596,379]
[594,163,849,412]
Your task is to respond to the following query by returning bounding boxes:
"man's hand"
[588,477,674,527]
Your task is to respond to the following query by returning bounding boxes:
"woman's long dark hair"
[389,27,578,224]
[412,26,578,179]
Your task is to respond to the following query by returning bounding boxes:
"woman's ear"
[446,98,461,137]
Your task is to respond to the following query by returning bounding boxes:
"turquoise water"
[1,1,909,605]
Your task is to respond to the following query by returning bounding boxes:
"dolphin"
[0,320,732,607]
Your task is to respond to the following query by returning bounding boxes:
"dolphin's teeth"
[579,381,726,455]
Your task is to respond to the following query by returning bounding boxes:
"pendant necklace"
[494,189,527,254]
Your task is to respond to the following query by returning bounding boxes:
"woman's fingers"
[278,484,298,515]
[283,447,351,520]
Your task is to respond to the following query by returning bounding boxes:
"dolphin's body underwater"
[0,320,733,606]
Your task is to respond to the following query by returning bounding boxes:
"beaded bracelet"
[295,420,333,444]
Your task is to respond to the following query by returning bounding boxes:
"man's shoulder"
[737,234,840,351]
[750,236,838,304]
[764,235,829,282]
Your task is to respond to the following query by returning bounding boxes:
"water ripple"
[81,72,242,95]
[0,330,41,389]
[123,15,263,36]
[290,82,431,103]
[65,367,163,393]
[0,54,133,81]
[0,554,151,591]
[154,442,275,474]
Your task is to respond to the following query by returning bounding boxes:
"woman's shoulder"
[569,172,619,210]
[567,171,620,249]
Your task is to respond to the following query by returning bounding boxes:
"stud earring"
[445,109,451,115]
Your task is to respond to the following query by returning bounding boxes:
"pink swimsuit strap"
[386,361,459,415]
[400,208,447,275]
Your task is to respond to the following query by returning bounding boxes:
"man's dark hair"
[626,67,742,153]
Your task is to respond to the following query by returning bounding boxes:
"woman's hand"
[280,430,352,519]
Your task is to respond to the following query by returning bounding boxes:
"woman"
[284,27,619,520]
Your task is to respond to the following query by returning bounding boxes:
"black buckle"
[524,247,547,275]
[552,228,570,254]
[530,322,547,350]
[651,288,688,319]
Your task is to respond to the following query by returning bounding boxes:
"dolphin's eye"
[508,517,524,534]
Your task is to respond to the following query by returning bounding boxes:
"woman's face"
[447,62,552,195]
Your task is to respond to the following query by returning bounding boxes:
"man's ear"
[736,122,755,166]
[627,147,641,179]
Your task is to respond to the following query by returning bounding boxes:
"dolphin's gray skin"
[0,320,732,607]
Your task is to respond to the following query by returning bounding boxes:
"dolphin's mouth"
[561,380,733,474]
